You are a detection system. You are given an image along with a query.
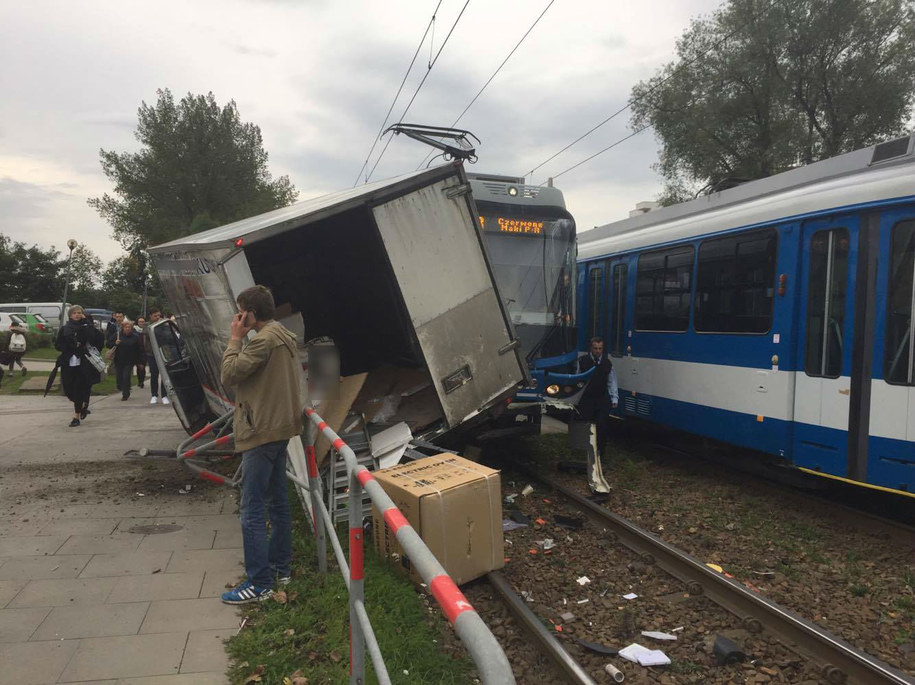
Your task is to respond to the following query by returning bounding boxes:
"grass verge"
[225,497,475,684]
[1,371,120,396]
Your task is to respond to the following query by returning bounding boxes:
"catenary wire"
[414,0,557,170]
[364,0,471,183]
[538,124,650,185]
[522,4,770,181]
[352,1,444,187]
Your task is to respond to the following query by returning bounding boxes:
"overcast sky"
[0,0,723,265]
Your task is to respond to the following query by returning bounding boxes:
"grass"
[23,347,60,360]
[225,497,475,684]
[0,371,120,396]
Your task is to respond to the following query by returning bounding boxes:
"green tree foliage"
[89,89,298,249]
[630,0,915,202]
[0,235,64,302]
[68,244,103,294]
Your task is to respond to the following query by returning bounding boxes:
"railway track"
[493,461,915,685]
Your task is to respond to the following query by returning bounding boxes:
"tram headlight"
[508,186,518,197]
[546,384,560,396]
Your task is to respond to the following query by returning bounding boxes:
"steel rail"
[516,464,915,685]
[487,571,596,685]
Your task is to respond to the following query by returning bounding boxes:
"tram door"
[868,207,915,490]
[607,260,628,359]
[792,215,861,476]
[586,262,606,342]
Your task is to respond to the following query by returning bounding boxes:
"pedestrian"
[574,336,618,494]
[220,285,302,604]
[55,306,105,427]
[113,320,143,401]
[145,308,169,404]
[8,321,28,376]
[134,317,147,389]
[105,310,124,349]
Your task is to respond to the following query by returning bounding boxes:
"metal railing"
[162,406,515,684]
[294,406,516,685]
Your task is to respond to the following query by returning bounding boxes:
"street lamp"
[60,239,77,328]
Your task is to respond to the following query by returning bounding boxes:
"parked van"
[0,302,70,325]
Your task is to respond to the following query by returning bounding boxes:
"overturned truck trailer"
[147,163,529,443]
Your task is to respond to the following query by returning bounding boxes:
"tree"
[630,0,915,202]
[89,89,298,249]
[0,235,64,302]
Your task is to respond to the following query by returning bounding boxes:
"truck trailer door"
[372,178,526,426]
[148,319,212,433]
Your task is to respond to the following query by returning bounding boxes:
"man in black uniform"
[575,336,618,493]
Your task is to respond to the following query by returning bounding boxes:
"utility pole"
[60,239,77,328]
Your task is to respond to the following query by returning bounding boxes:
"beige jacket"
[221,321,303,452]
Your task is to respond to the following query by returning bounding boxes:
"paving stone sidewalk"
[0,395,243,684]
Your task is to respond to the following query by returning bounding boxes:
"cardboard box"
[372,454,503,585]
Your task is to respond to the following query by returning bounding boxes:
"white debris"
[576,576,591,586]
[618,643,671,666]
[641,630,678,641]
[521,484,534,496]
[577,599,590,605]
[622,592,638,600]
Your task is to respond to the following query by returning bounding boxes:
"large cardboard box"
[372,454,503,585]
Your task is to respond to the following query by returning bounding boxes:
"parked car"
[13,312,53,334]
[0,312,27,332]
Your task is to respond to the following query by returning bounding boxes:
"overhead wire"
[415,0,557,170]
[352,0,444,187]
[365,0,471,183]
[523,5,768,182]
[539,125,650,185]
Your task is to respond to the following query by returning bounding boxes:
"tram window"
[589,267,603,339]
[694,228,777,333]
[805,228,849,378]
[634,246,694,332]
[885,220,915,385]
[609,263,628,355]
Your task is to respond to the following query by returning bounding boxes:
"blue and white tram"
[578,134,915,495]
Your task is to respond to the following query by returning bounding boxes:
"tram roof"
[579,133,915,259]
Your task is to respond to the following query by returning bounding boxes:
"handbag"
[86,345,108,375]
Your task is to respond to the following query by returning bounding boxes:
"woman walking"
[55,306,104,427]
[8,321,28,376]
[113,320,143,401]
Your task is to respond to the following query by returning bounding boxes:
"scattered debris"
[751,570,775,579]
[555,514,584,530]
[577,576,591,586]
[520,590,534,602]
[509,511,531,525]
[521,484,534,496]
[622,592,638,600]
[712,635,746,665]
[671,626,684,632]
[136,492,145,497]
[706,562,724,573]
[641,630,678,641]
[236,617,248,636]
[618,643,671,666]
[604,663,625,682]
[570,636,618,655]
[535,518,547,525]
[504,494,518,505]
[576,599,590,605]
[560,611,576,622]
[502,519,527,532]
[535,538,556,550]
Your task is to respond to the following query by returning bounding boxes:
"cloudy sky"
[0,0,723,265]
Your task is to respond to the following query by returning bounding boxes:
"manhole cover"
[128,524,183,535]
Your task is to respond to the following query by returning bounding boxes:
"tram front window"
[480,213,576,357]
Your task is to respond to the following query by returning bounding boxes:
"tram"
[467,173,589,404]
[577,133,915,495]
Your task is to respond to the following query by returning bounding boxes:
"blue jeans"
[240,440,292,588]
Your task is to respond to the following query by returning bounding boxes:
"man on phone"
[220,285,302,604]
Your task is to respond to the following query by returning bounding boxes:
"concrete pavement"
[0,394,242,684]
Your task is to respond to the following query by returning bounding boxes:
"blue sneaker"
[221,580,273,605]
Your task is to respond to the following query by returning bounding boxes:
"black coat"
[113,331,143,367]
[55,318,104,401]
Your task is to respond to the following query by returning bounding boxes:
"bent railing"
[289,406,516,685]
[159,406,515,683]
